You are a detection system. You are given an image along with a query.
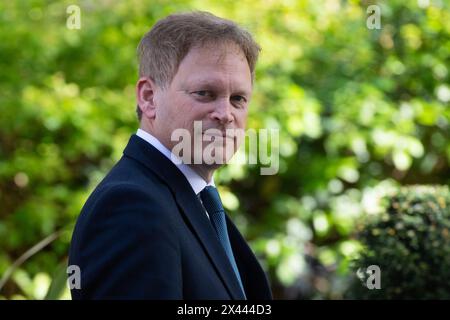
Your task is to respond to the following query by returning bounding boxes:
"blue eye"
[232,95,246,102]
[193,91,213,98]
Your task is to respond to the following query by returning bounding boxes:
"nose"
[210,98,233,125]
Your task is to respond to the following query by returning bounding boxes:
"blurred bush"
[347,185,450,299]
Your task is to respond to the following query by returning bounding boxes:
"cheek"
[164,97,187,121]
[155,93,172,121]
[183,101,210,121]
[234,109,248,128]
[168,99,203,131]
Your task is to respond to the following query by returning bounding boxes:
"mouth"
[202,131,235,139]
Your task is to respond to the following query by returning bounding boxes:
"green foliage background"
[347,185,450,299]
[0,0,449,299]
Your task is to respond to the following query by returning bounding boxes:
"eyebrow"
[187,78,251,96]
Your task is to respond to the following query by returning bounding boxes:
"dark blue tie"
[200,186,246,298]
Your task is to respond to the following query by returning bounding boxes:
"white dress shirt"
[136,129,214,217]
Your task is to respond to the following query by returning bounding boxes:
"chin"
[207,146,237,165]
[204,163,224,171]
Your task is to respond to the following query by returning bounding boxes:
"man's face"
[152,42,252,168]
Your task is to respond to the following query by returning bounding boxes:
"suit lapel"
[173,186,246,299]
[123,135,245,299]
[226,216,273,300]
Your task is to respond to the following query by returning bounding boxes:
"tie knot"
[200,186,224,215]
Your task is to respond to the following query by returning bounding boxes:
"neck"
[188,164,214,183]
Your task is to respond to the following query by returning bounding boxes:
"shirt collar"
[136,129,215,195]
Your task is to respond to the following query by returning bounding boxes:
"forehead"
[173,43,252,92]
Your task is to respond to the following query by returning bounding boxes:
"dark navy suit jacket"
[68,134,272,300]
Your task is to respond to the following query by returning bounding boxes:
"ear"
[136,77,159,120]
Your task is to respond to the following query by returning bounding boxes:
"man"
[68,11,272,300]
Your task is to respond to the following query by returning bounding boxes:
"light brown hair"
[136,11,261,120]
